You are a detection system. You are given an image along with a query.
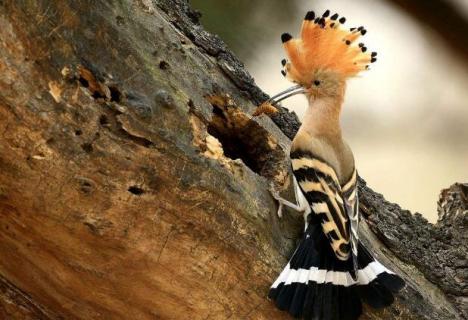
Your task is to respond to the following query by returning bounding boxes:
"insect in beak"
[253,84,305,116]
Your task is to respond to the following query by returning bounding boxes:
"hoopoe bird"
[255,10,405,320]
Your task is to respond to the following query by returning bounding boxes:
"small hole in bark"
[99,114,109,126]
[79,180,93,194]
[159,60,169,70]
[116,15,125,26]
[109,86,122,102]
[79,77,89,88]
[92,91,106,99]
[81,143,93,153]
[75,129,83,136]
[188,99,195,109]
[128,186,144,195]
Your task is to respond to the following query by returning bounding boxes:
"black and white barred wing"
[291,152,357,262]
[342,169,359,274]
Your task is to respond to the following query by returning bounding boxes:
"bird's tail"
[268,223,405,320]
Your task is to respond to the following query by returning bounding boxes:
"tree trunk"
[0,1,465,319]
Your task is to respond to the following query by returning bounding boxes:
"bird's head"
[306,69,346,100]
[255,10,377,115]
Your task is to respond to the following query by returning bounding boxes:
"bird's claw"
[277,203,284,219]
[269,184,283,219]
[269,185,281,200]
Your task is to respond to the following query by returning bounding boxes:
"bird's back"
[291,131,355,186]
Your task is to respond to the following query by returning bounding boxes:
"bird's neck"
[298,95,344,142]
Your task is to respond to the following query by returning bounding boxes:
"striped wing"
[342,169,359,273]
[291,150,358,262]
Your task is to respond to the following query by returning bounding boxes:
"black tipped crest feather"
[279,10,378,81]
[305,11,315,21]
[281,33,292,43]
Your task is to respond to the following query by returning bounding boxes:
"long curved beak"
[253,84,306,117]
[267,84,305,106]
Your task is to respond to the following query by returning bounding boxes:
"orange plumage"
[281,10,377,85]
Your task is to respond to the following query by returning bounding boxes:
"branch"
[0,1,465,319]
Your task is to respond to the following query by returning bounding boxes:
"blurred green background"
[191,0,468,222]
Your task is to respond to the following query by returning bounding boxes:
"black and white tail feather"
[269,150,405,320]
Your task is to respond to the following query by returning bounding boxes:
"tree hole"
[207,102,280,176]
[116,15,125,26]
[81,143,93,153]
[188,99,195,109]
[92,91,106,99]
[80,181,93,194]
[99,114,109,126]
[159,60,169,70]
[128,186,145,195]
[109,86,122,102]
[78,77,89,88]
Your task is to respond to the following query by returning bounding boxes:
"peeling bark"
[0,1,466,319]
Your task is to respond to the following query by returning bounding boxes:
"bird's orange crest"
[281,10,377,85]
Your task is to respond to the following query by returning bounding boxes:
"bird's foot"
[269,184,284,218]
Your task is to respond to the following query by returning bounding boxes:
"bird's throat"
[299,97,343,141]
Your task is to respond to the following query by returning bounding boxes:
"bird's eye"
[314,80,321,86]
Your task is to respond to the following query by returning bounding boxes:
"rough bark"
[0,1,465,319]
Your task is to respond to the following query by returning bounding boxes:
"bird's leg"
[269,176,311,218]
